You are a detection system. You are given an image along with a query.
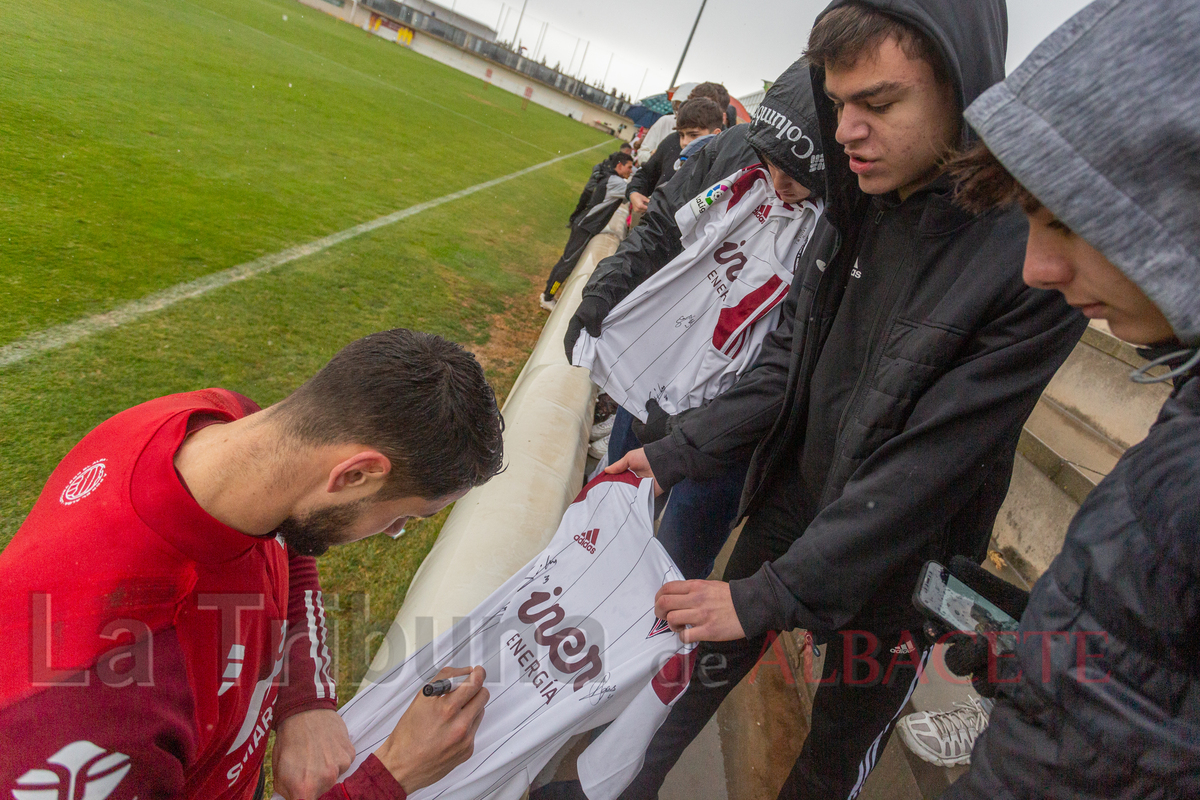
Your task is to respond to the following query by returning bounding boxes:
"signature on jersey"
[584,673,618,706]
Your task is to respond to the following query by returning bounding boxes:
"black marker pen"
[422,674,470,697]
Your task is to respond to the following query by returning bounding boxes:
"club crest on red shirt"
[59,459,107,506]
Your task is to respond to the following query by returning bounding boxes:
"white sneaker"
[896,697,990,767]
[590,415,615,442]
[587,433,610,460]
[538,294,557,312]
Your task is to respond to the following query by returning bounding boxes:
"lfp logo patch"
[60,459,107,506]
[689,181,731,219]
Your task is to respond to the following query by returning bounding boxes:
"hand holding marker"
[423,674,470,697]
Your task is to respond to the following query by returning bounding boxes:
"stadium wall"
[292,0,634,139]
[405,35,634,139]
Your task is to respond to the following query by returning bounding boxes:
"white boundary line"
[0,143,607,368]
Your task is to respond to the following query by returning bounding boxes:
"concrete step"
[1042,321,1169,452]
[992,323,1166,584]
[990,426,1093,584]
[1023,395,1123,483]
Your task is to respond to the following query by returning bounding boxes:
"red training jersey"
[0,390,401,800]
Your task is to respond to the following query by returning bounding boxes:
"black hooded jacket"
[641,0,1087,636]
[568,59,825,345]
[568,157,615,228]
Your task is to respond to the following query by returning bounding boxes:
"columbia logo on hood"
[752,105,817,161]
[746,57,825,195]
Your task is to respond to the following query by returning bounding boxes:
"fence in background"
[359,0,633,116]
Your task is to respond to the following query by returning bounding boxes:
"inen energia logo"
[516,587,603,692]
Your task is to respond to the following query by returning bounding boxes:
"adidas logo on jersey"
[14,740,131,800]
[753,203,770,224]
[574,528,599,554]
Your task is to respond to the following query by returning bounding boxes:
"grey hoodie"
[965,0,1200,346]
[945,3,1200,796]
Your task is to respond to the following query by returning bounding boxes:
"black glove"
[564,295,608,363]
[921,555,1030,698]
[630,398,670,445]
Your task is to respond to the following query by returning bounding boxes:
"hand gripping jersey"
[330,472,695,800]
[572,166,823,422]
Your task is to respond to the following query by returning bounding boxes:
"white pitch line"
[0,143,607,368]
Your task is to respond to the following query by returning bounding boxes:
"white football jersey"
[572,166,823,422]
[329,473,695,800]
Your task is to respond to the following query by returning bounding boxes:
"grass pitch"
[0,0,612,733]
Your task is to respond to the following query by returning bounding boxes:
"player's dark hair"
[806,2,952,90]
[949,141,1042,215]
[676,97,724,133]
[618,142,633,153]
[609,151,634,167]
[277,329,505,499]
[690,82,730,111]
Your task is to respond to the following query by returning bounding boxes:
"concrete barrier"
[362,206,628,681]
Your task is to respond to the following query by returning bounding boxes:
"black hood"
[746,58,826,197]
[810,0,1009,226]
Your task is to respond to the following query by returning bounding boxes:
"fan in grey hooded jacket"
[943,0,1200,796]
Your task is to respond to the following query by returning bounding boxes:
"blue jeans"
[608,407,748,580]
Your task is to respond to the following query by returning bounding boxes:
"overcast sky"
[439,0,1093,100]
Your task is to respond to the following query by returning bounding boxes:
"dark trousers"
[619,513,928,800]
[608,408,748,580]
[544,225,595,299]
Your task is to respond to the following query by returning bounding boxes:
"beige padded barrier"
[363,205,629,682]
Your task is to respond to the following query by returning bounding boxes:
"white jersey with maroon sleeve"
[326,472,695,800]
[572,166,823,422]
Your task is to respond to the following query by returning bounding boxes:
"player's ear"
[327,450,391,495]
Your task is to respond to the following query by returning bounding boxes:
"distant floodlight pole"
[567,37,581,74]
[635,67,648,100]
[576,40,589,78]
[602,53,614,88]
[495,2,504,33]
[670,0,708,89]
[534,21,547,60]
[513,0,528,47]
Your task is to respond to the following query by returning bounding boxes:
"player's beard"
[274,498,370,557]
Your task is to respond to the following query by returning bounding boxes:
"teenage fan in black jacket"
[610,1,1086,797]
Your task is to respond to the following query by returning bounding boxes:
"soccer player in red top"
[0,329,505,800]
